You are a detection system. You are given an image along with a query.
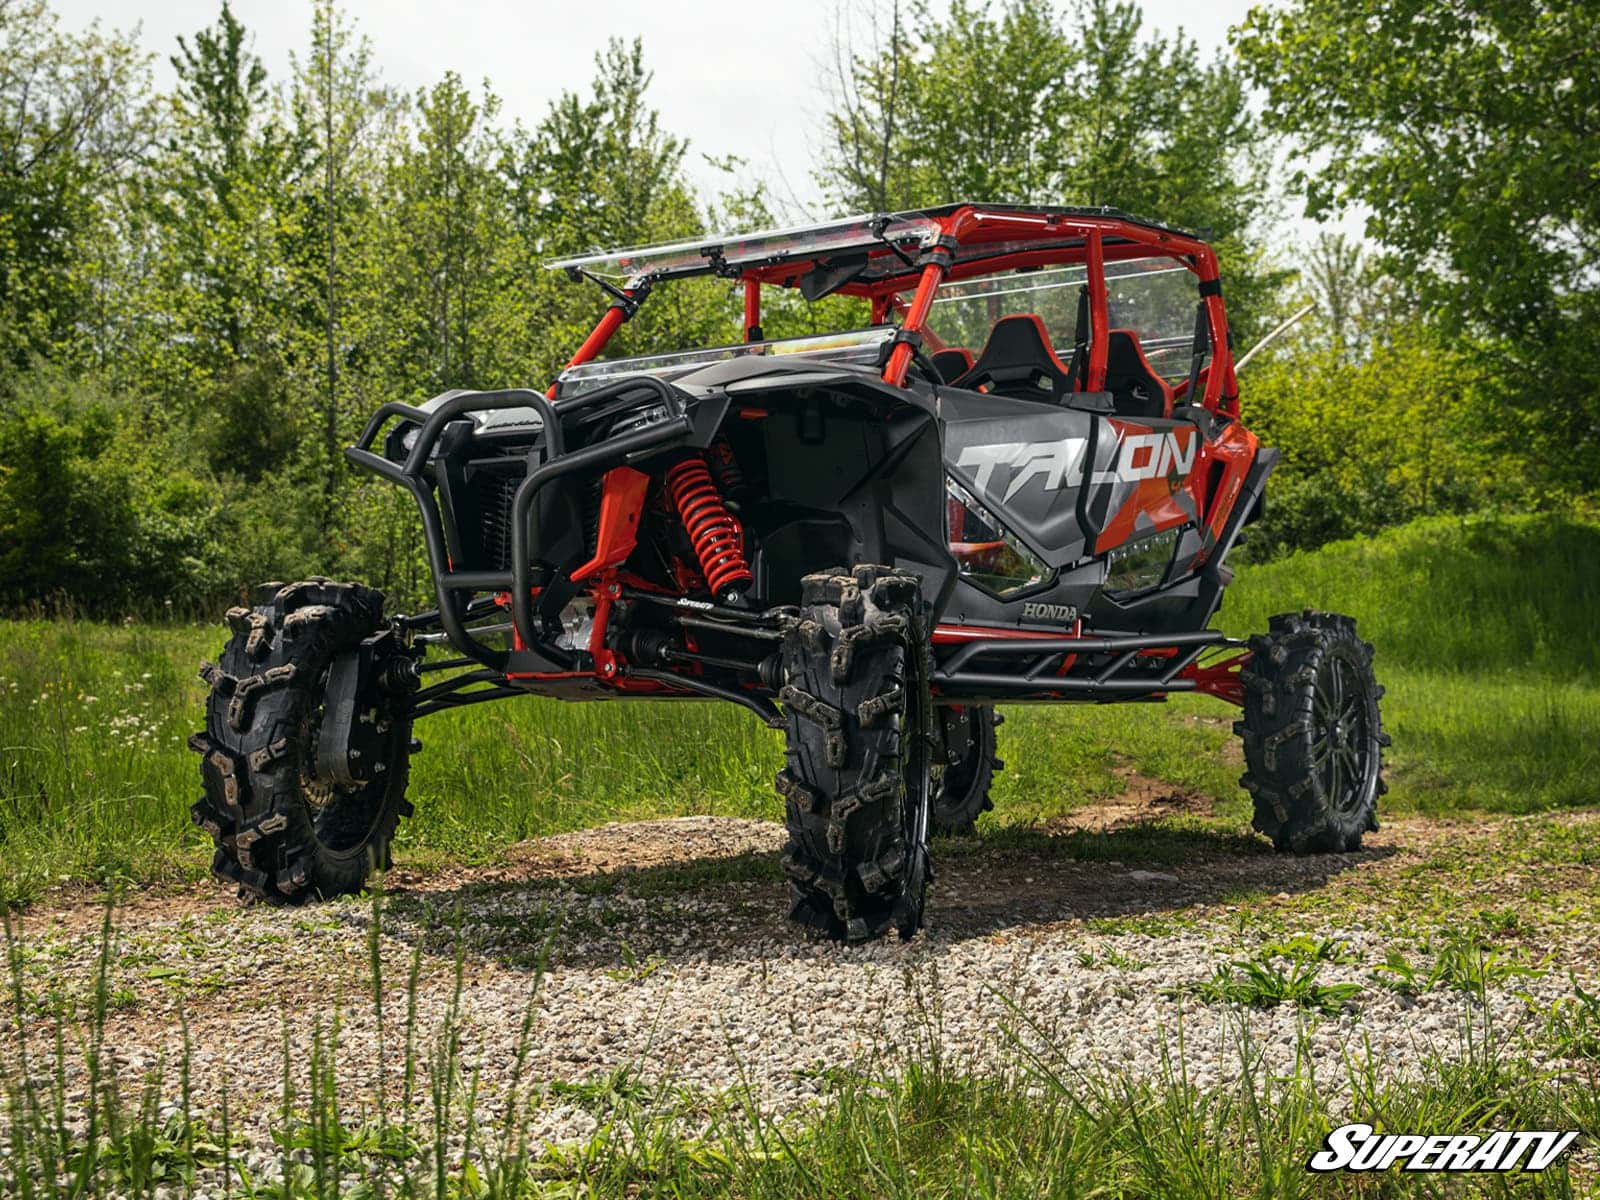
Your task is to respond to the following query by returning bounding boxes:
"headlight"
[611,403,672,437]
[1105,526,1178,595]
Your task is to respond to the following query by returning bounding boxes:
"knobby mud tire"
[777,565,933,943]
[931,707,1003,836]
[1237,610,1389,854]
[189,579,414,902]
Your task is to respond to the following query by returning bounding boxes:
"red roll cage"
[547,203,1239,414]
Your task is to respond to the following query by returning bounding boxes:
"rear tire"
[931,706,1003,836]
[1237,611,1389,853]
[189,579,416,902]
[777,565,933,943]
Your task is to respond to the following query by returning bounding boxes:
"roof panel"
[544,212,942,282]
[543,204,1198,287]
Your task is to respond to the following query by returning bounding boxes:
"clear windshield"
[918,257,1200,382]
[1104,259,1200,382]
[923,265,1089,356]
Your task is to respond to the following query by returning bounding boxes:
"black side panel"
[940,386,1204,569]
[715,371,957,617]
[941,388,1096,562]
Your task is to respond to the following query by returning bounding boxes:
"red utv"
[191,204,1388,942]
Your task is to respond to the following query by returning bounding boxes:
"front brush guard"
[345,378,694,674]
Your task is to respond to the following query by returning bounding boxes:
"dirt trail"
[4,798,1598,1161]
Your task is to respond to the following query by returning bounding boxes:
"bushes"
[0,367,436,616]
[0,379,233,613]
[1237,325,1530,560]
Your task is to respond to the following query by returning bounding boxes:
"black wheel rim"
[300,664,403,858]
[1310,652,1373,816]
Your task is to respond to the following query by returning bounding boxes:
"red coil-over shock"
[664,453,753,600]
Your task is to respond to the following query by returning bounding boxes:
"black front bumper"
[345,377,697,673]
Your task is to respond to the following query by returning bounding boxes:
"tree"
[1301,231,1414,358]
[129,0,309,472]
[820,0,1069,210]
[165,2,302,365]
[0,0,154,374]
[496,39,728,382]
[375,72,506,393]
[817,0,1277,335]
[290,0,391,529]
[1234,0,1600,486]
[821,0,915,211]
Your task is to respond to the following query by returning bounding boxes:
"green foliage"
[1182,934,1363,1014]
[820,0,1284,337]
[1544,977,1600,1060]
[1188,956,1363,1015]
[1255,934,1355,965]
[1372,932,1548,998]
[0,375,233,611]
[1235,0,1600,488]
[1216,512,1600,818]
[1239,325,1510,557]
[1218,511,1600,677]
[0,1,155,374]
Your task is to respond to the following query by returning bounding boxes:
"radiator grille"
[477,471,603,572]
[481,473,519,572]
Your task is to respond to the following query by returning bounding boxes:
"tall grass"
[1219,511,1600,676]
[0,511,1596,901]
[2,893,1593,1198]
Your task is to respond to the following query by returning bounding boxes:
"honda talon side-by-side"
[191,203,1389,943]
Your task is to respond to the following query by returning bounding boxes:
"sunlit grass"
[0,511,1595,902]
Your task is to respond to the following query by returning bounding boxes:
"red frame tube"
[882,261,946,386]
[742,278,761,342]
[546,297,634,399]
[566,302,630,369]
[1086,232,1109,392]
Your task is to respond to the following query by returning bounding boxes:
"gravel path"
[5,805,1599,1164]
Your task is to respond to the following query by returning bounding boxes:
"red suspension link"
[664,454,753,599]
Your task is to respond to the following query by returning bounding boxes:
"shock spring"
[664,454,753,600]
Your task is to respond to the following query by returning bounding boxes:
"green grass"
[0,510,1595,902]
[1216,511,1600,815]
[1218,511,1600,675]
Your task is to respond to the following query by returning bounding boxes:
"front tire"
[189,579,416,902]
[1237,611,1389,853]
[777,565,933,943]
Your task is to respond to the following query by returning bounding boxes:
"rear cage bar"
[347,376,695,674]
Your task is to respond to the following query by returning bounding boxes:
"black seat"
[930,347,974,383]
[1104,329,1174,419]
[952,314,1075,402]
